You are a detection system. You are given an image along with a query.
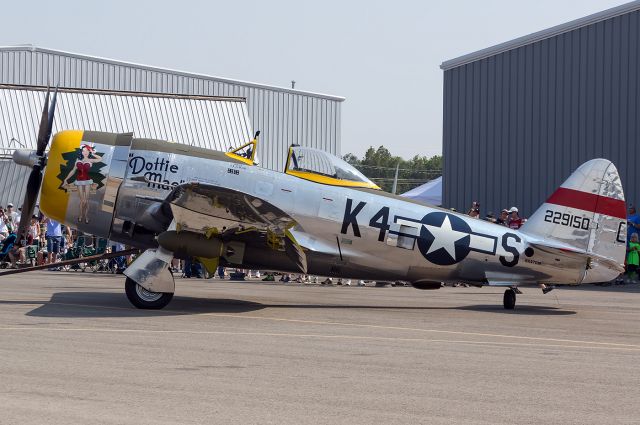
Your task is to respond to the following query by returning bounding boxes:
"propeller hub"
[12,149,40,168]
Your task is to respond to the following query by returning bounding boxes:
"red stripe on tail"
[546,187,626,219]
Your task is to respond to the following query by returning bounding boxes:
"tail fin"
[521,159,626,282]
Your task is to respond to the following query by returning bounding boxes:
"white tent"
[401,176,442,206]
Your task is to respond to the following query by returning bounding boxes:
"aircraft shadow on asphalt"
[456,304,575,315]
[0,291,577,317]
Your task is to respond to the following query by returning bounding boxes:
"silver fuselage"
[107,147,586,286]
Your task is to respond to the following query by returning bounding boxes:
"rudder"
[521,159,626,282]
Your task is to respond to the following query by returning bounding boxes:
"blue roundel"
[417,212,472,266]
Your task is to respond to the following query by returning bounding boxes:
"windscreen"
[287,146,378,188]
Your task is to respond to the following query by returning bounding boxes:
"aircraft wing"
[164,182,308,273]
[166,182,296,236]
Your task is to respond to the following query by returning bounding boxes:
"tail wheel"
[503,288,516,310]
[125,277,173,309]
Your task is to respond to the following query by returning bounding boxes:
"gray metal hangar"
[441,1,640,217]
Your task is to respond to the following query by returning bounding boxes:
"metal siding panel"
[551,36,562,187]
[537,39,550,207]
[336,100,341,156]
[560,33,571,183]
[454,66,462,209]
[594,21,605,160]
[610,16,621,168]
[281,93,293,149]
[469,61,480,210]
[493,54,505,212]
[628,12,639,200]
[458,65,468,210]
[205,100,222,148]
[569,31,580,169]
[506,50,516,209]
[618,13,630,181]
[523,44,533,214]
[447,67,457,209]
[478,58,489,213]
[603,20,613,170]
[516,47,525,213]
[442,71,450,207]
[499,53,513,208]
[581,26,593,163]
[485,56,496,212]
[454,66,464,210]
[531,42,543,207]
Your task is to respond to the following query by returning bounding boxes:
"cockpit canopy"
[285,146,380,189]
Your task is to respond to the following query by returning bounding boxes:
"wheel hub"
[135,283,163,302]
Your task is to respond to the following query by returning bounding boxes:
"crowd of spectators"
[0,204,252,279]
[0,203,127,271]
[465,201,525,229]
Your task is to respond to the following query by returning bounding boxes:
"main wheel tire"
[125,277,174,309]
[503,288,516,310]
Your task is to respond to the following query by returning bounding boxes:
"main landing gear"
[123,248,176,309]
[503,287,522,310]
[125,277,174,309]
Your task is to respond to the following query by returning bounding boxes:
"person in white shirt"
[6,203,19,225]
[0,208,8,241]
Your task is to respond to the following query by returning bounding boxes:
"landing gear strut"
[503,288,516,310]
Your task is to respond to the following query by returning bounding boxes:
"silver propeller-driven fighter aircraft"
[6,91,628,310]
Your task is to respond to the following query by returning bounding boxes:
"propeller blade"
[16,87,58,246]
[15,168,43,246]
[35,89,50,156]
[42,87,58,156]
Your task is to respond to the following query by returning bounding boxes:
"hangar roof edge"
[0,45,346,102]
[0,83,247,102]
[440,0,640,71]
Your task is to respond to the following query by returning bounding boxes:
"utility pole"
[391,162,400,194]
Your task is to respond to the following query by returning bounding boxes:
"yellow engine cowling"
[41,130,133,240]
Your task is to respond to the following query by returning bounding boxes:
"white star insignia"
[423,215,469,260]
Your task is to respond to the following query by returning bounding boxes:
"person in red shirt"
[507,207,523,229]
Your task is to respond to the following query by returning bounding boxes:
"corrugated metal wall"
[443,9,640,217]
[0,46,343,171]
[0,86,253,206]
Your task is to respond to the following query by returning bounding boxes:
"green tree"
[344,146,442,193]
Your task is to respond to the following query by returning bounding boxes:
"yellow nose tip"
[40,130,84,223]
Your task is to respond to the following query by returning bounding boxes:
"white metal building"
[0,85,255,205]
[0,45,344,171]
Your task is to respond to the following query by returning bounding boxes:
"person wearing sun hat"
[5,203,19,227]
[495,209,509,226]
[507,207,523,229]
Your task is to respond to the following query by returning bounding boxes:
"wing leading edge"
[167,182,296,237]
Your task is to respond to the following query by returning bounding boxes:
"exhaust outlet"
[157,230,223,259]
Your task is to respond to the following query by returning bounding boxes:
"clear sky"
[1,0,630,159]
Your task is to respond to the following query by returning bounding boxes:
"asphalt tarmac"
[0,272,639,425]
